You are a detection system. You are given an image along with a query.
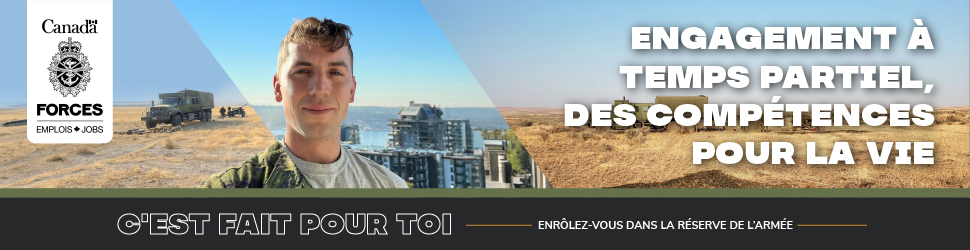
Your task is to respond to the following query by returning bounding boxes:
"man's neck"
[283,130,341,164]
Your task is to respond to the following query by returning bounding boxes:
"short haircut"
[277,17,353,74]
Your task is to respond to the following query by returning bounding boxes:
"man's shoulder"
[343,148,409,188]
[199,141,308,188]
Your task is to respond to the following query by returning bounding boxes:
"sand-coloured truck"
[601,95,709,131]
[652,95,710,132]
[142,89,214,128]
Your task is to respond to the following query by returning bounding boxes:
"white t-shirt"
[281,142,409,188]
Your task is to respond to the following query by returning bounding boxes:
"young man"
[200,17,408,188]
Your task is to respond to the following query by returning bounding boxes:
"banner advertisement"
[0,0,966,247]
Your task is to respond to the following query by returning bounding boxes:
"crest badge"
[47,37,93,97]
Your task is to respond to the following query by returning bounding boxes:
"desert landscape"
[0,106,275,188]
[500,107,969,188]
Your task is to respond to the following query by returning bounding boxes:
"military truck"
[594,95,712,131]
[630,102,654,129]
[653,95,712,132]
[589,95,719,132]
[603,97,656,130]
[610,97,634,130]
[142,89,214,128]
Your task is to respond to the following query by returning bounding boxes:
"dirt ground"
[0,106,276,188]
[501,107,970,188]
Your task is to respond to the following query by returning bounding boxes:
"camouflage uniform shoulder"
[198,141,310,188]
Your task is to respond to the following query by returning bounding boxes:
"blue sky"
[3,1,964,108]
[173,0,496,107]
[0,0,249,107]
[422,0,970,107]
[0,1,28,107]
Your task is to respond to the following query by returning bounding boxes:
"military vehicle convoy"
[141,89,214,128]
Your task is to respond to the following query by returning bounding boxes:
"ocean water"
[271,129,484,150]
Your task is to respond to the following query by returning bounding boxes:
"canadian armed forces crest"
[47,37,92,97]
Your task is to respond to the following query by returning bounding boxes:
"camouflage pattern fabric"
[199,141,312,188]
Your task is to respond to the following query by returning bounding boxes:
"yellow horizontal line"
[798,224,867,227]
[465,224,532,227]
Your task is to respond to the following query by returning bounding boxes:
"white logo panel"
[27,0,113,143]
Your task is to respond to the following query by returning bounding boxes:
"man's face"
[275,43,355,141]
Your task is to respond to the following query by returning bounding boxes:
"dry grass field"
[0,106,276,188]
[501,107,969,188]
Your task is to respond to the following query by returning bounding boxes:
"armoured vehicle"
[141,89,214,128]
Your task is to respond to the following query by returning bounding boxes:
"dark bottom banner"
[0,198,964,248]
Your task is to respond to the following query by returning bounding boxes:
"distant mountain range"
[252,105,510,131]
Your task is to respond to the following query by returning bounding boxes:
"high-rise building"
[339,124,360,144]
[441,119,473,153]
[388,101,473,152]
[482,139,512,188]
[354,150,439,188]
[441,155,483,188]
